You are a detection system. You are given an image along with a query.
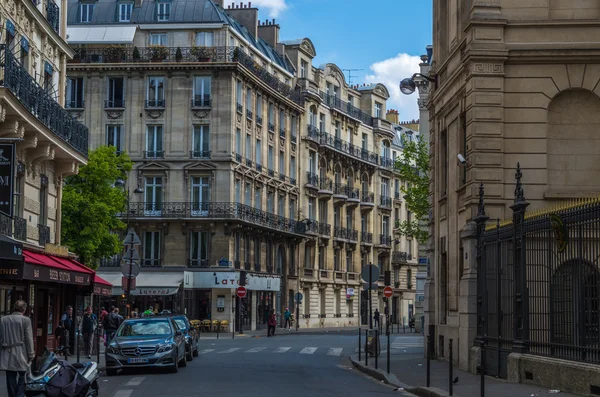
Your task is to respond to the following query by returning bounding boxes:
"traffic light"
[384,270,391,286]
[240,270,247,286]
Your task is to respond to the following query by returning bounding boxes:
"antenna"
[342,68,363,85]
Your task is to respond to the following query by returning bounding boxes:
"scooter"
[25,347,99,397]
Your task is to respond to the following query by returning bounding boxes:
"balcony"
[291,134,297,144]
[256,163,263,172]
[315,128,380,167]
[66,100,85,109]
[245,158,253,167]
[379,234,392,246]
[392,251,408,264]
[99,257,121,267]
[144,151,164,159]
[192,96,211,108]
[380,156,394,170]
[46,0,60,33]
[318,177,333,195]
[189,259,210,267]
[279,128,286,138]
[306,172,319,187]
[235,153,242,162]
[244,262,252,271]
[380,195,392,209]
[246,109,253,120]
[14,217,27,241]
[256,114,263,125]
[347,188,360,207]
[268,123,275,132]
[122,202,306,236]
[333,183,349,198]
[236,103,243,114]
[334,226,358,241]
[360,192,375,211]
[318,222,331,237]
[361,232,373,244]
[0,45,88,156]
[319,92,373,125]
[190,150,210,159]
[38,224,50,246]
[266,264,274,274]
[105,99,125,109]
[305,125,320,141]
[145,99,165,108]
[394,191,401,201]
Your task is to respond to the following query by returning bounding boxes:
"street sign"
[295,292,303,303]
[121,262,140,278]
[122,247,140,261]
[383,286,394,298]
[123,228,141,245]
[419,257,428,264]
[360,264,380,284]
[218,257,230,267]
[122,276,136,290]
[363,282,379,291]
[236,286,247,298]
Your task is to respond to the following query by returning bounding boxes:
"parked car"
[105,316,187,375]
[172,315,199,361]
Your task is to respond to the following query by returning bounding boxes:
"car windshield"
[173,317,188,330]
[117,319,172,337]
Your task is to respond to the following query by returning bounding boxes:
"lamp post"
[115,179,143,317]
[399,73,437,95]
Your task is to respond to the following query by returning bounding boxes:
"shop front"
[183,270,281,332]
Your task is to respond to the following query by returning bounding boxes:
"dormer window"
[300,60,307,78]
[80,3,94,23]
[119,3,133,22]
[157,2,170,21]
[375,102,382,118]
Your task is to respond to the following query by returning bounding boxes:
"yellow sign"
[45,244,69,257]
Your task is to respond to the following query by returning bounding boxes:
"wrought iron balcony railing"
[0,213,11,238]
[319,91,373,125]
[189,259,210,267]
[379,234,392,246]
[122,202,306,235]
[256,114,263,125]
[246,109,253,119]
[14,216,26,241]
[361,232,373,244]
[245,158,253,167]
[334,183,349,196]
[0,45,88,156]
[392,251,408,263]
[192,96,211,107]
[234,260,241,270]
[244,261,252,271]
[254,263,261,272]
[66,100,85,109]
[291,134,297,143]
[142,258,161,267]
[361,192,375,204]
[99,256,121,267]
[190,150,210,159]
[38,224,50,246]
[279,128,286,138]
[380,195,392,208]
[348,188,360,200]
[305,125,319,141]
[306,172,319,186]
[319,177,333,192]
[46,0,60,33]
[380,156,394,169]
[145,99,165,108]
[236,103,243,113]
[144,151,164,159]
[235,153,242,162]
[334,226,358,241]
[304,126,380,167]
[318,222,331,236]
[268,123,275,132]
[395,191,401,200]
[105,99,125,108]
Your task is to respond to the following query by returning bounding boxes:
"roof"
[392,124,419,148]
[281,39,303,46]
[66,0,294,74]
[357,83,377,91]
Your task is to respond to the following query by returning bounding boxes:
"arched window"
[334,164,342,185]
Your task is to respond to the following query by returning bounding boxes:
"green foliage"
[61,146,133,268]
[394,135,430,245]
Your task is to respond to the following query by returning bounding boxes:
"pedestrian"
[267,309,277,337]
[60,306,74,356]
[143,306,154,317]
[0,300,35,397]
[103,307,123,344]
[81,307,95,358]
[374,309,380,328]
[284,308,292,330]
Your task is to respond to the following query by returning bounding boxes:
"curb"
[348,355,459,397]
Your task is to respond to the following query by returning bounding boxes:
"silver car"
[105,317,187,375]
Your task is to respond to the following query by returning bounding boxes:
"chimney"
[258,18,280,48]
[224,2,259,38]
[134,0,143,7]
[386,109,399,124]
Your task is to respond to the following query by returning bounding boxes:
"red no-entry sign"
[383,286,393,298]
[236,286,247,298]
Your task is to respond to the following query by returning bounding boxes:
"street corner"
[348,355,416,394]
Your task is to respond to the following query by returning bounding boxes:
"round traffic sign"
[295,292,303,303]
[236,286,247,298]
[383,286,394,298]
[361,264,380,283]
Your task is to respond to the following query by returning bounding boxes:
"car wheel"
[179,349,187,367]
[186,346,193,362]
[193,345,199,357]
[106,369,117,376]
[169,354,178,374]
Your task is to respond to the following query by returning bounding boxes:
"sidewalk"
[198,325,419,339]
[350,346,582,397]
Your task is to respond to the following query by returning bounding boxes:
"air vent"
[525,371,533,380]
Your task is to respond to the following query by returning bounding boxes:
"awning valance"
[66,26,137,44]
[93,275,112,296]
[8,250,93,286]
[96,271,183,296]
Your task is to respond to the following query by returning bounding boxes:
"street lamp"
[115,179,143,317]
[399,73,437,95]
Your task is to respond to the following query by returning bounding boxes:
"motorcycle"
[25,347,99,397]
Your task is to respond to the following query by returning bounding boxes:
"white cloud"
[365,53,422,122]
[251,0,288,18]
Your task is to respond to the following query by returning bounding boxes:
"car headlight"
[157,344,174,353]
[106,345,120,354]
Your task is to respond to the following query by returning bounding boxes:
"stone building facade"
[426,0,600,389]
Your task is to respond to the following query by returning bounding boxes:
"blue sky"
[249,0,433,121]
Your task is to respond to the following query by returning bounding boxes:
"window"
[279,151,285,175]
[244,183,251,206]
[279,109,285,133]
[291,115,297,137]
[318,247,325,270]
[319,113,325,132]
[119,3,133,22]
[333,207,340,227]
[147,77,165,107]
[80,3,94,22]
[268,146,274,170]
[375,102,382,118]
[278,196,285,215]
[235,179,241,203]
[290,157,296,181]
[381,178,389,197]
[304,246,312,268]
[192,125,210,158]
[190,231,208,266]
[361,214,366,233]
[441,130,448,196]
[267,191,274,213]
[333,85,340,98]
[335,121,341,139]
[326,83,332,96]
[235,128,241,154]
[149,33,167,46]
[246,89,253,114]
[195,32,214,47]
[334,250,340,271]
[193,76,211,107]
[348,95,354,106]
[382,216,390,237]
[144,177,163,214]
[300,60,307,78]
[308,151,316,174]
[255,186,262,209]
[256,94,263,122]
[190,176,210,215]
[66,77,83,108]
[144,231,161,266]
[308,198,315,220]
[245,134,252,159]
[106,125,122,154]
[255,139,262,166]
[107,77,124,108]
[346,251,353,273]
[268,103,274,130]
[157,2,171,21]
[146,126,163,158]
[407,269,412,288]
[39,176,48,226]
[236,80,243,108]
[20,37,29,68]
[289,198,296,220]
[346,208,354,229]
[362,133,368,150]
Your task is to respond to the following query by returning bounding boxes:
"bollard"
[426,335,431,387]
[365,330,369,366]
[449,339,453,396]
[387,329,390,374]
[358,328,362,362]
[375,329,379,369]
[480,340,486,397]
[217,323,220,340]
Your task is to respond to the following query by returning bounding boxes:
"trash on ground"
[549,391,561,394]
[418,364,423,366]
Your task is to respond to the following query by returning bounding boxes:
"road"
[92,331,414,397]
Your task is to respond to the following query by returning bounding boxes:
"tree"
[61,146,133,268]
[394,134,430,245]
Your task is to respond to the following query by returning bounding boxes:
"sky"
[248,0,433,122]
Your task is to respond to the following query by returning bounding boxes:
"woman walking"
[267,309,277,337]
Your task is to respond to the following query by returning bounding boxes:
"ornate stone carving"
[145,109,164,119]
[471,63,503,74]
[374,86,386,97]
[105,110,122,120]
[246,119,252,130]
[192,110,210,119]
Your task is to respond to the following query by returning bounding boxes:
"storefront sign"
[131,287,179,296]
[217,296,225,308]
[183,271,281,291]
[93,285,112,296]
[44,244,69,257]
[0,264,22,279]
[23,263,90,286]
[0,143,15,217]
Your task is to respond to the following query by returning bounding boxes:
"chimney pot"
[249,1,251,6]
[272,18,275,24]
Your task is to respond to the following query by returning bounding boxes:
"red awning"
[93,274,112,296]
[21,250,92,286]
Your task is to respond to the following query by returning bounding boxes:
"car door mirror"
[175,330,183,336]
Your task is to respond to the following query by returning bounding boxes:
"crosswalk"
[198,346,345,356]
[391,336,424,350]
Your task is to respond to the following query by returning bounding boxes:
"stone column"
[470,0,502,20]
[459,220,479,372]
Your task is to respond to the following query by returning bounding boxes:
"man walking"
[81,307,95,358]
[0,300,35,397]
[373,309,380,328]
[283,308,292,330]
[103,307,123,344]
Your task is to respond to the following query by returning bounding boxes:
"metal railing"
[380,156,394,169]
[318,222,331,236]
[144,151,164,159]
[99,257,121,267]
[0,45,89,156]
[392,251,408,263]
[145,99,165,108]
[14,217,26,241]
[380,195,392,208]
[190,150,210,159]
[334,183,349,197]
[379,234,392,246]
[361,192,374,204]
[334,226,358,241]
[306,172,319,186]
[361,232,373,244]
[66,100,85,109]
[246,109,253,119]
[348,188,360,200]
[121,202,306,235]
[189,259,210,267]
[319,177,333,192]
[143,259,161,267]
[192,96,211,107]
[105,99,125,108]
[38,224,50,246]
[236,103,243,113]
[256,114,263,125]
[46,0,60,33]
[319,92,372,125]
[304,126,380,166]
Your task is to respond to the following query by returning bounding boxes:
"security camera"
[457,154,467,165]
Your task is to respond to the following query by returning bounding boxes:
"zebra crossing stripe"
[245,347,266,353]
[299,347,317,355]
[198,349,215,354]
[327,348,343,356]
[274,347,291,353]
[219,348,241,354]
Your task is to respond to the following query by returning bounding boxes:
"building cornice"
[24,1,74,58]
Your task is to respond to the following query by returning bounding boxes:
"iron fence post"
[511,163,530,353]
[426,334,431,387]
[480,340,486,397]
[449,339,453,396]
[358,328,361,362]
[387,330,390,374]
[475,182,489,346]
